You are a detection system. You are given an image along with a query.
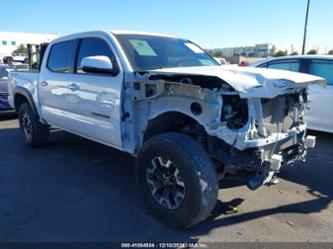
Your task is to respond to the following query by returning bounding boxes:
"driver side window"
[76,38,118,74]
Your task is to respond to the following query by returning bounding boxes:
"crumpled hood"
[151,65,326,97]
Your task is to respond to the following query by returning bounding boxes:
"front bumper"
[246,133,315,190]
[209,125,315,190]
[244,122,307,148]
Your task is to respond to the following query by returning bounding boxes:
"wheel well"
[142,112,222,172]
[143,112,207,146]
[14,94,29,111]
[13,90,39,117]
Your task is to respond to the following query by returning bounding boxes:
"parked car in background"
[2,53,28,65]
[251,55,333,133]
[0,65,14,110]
[0,64,28,111]
[239,61,250,67]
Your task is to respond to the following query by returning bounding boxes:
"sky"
[0,0,332,51]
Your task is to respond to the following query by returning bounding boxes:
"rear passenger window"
[267,60,300,72]
[47,40,76,73]
[76,38,117,74]
[308,60,333,86]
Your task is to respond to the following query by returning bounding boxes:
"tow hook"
[247,154,283,190]
[247,161,272,190]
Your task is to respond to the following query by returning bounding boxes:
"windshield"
[114,34,218,71]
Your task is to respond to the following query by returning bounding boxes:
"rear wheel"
[18,102,49,147]
[4,57,13,64]
[135,132,218,227]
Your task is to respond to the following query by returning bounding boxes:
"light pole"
[302,0,311,55]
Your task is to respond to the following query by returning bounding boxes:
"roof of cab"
[50,30,183,44]
[108,30,181,39]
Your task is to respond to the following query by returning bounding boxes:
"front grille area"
[264,131,304,155]
[261,94,299,134]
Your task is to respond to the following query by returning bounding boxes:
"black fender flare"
[13,86,39,116]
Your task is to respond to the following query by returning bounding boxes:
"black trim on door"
[91,112,110,119]
[46,38,79,74]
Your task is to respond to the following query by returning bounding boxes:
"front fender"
[134,80,222,133]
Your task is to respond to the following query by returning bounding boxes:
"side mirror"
[80,55,117,75]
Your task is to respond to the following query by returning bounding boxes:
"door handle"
[40,81,48,87]
[68,83,80,91]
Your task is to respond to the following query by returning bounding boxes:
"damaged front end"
[124,67,325,190]
[209,91,316,190]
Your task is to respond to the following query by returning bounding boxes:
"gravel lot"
[1,113,332,243]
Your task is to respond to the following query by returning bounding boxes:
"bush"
[307,49,317,55]
[274,50,288,57]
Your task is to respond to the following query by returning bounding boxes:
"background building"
[218,43,330,58]
[255,43,275,57]
[0,31,58,57]
[221,43,275,57]
[220,47,234,57]
[244,46,255,57]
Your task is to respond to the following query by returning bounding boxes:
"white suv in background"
[251,55,333,133]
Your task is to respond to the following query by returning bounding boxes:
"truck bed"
[7,71,39,109]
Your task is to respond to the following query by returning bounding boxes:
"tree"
[274,50,287,57]
[290,51,299,55]
[214,50,223,57]
[328,50,333,55]
[206,49,223,57]
[206,49,214,57]
[307,49,317,55]
[14,44,27,54]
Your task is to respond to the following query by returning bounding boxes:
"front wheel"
[135,132,218,227]
[18,102,49,147]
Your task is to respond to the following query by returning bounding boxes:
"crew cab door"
[64,37,123,148]
[39,39,78,127]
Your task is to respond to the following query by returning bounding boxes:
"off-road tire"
[18,102,49,147]
[135,132,218,227]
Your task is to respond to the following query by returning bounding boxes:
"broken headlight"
[221,95,249,129]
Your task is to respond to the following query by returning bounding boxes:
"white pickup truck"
[8,31,325,227]
[1,53,28,64]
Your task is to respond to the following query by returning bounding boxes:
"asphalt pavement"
[0,113,332,243]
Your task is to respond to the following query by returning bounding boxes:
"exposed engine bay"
[122,68,321,190]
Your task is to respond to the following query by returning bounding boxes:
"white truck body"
[6,31,327,221]
[8,31,325,153]
[7,30,326,227]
